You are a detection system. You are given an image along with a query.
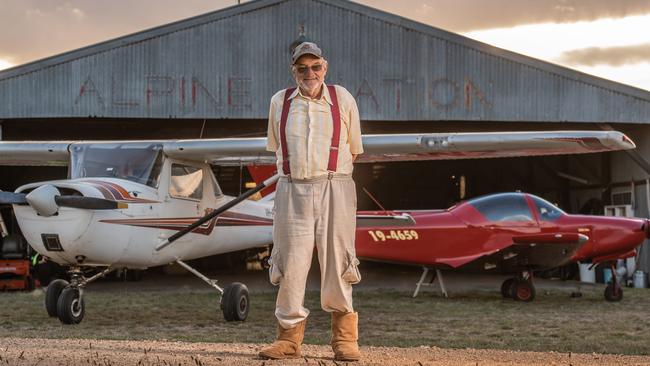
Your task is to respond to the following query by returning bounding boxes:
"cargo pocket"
[341,252,362,284]
[268,254,283,286]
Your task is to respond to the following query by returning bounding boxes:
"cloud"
[558,43,650,66]
[2,0,650,67]
[356,0,650,32]
[0,0,233,65]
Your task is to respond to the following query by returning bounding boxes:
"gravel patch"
[0,338,648,365]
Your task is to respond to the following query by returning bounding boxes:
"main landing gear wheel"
[45,279,69,317]
[510,279,536,302]
[500,278,515,298]
[172,260,251,323]
[221,282,249,322]
[57,287,85,324]
[604,282,623,302]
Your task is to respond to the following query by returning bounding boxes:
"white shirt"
[266,83,363,179]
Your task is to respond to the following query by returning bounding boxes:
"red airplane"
[355,192,649,302]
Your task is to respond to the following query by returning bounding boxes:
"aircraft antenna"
[199,119,207,138]
[362,187,387,211]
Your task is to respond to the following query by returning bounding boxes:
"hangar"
[1,0,650,268]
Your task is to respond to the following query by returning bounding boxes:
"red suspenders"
[326,85,341,173]
[279,85,341,176]
[279,87,296,176]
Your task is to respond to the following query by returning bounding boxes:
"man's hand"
[352,154,358,162]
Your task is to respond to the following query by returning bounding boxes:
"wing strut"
[155,173,281,251]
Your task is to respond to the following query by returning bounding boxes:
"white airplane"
[0,131,635,324]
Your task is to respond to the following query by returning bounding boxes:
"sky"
[0,0,649,91]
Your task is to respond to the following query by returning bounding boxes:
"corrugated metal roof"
[0,0,649,122]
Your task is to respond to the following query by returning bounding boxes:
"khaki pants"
[269,174,361,329]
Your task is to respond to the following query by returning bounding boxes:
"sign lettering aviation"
[0,131,635,324]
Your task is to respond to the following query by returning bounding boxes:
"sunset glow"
[463,14,650,91]
[0,59,14,71]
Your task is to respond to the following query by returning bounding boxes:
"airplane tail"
[246,165,278,197]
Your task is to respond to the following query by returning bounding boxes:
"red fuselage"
[355,193,647,272]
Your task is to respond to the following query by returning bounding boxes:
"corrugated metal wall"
[0,0,649,122]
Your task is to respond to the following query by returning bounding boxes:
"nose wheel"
[45,279,69,317]
[56,287,85,324]
[604,282,623,301]
[44,278,86,324]
[43,267,114,324]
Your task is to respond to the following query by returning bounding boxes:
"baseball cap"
[292,42,323,64]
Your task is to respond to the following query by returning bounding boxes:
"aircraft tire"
[500,278,515,298]
[221,282,249,322]
[45,279,69,317]
[511,279,536,302]
[56,287,85,324]
[604,282,623,302]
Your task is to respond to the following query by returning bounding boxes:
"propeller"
[54,196,128,210]
[0,191,27,205]
[0,184,127,216]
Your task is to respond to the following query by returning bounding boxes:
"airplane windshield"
[467,193,534,222]
[530,196,565,221]
[70,143,164,187]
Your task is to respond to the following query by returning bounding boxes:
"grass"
[0,284,649,355]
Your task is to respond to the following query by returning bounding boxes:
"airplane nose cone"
[25,184,60,217]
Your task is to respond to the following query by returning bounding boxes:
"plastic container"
[579,262,596,283]
[633,271,648,288]
[603,268,613,284]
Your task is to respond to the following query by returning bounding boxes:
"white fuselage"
[13,159,274,269]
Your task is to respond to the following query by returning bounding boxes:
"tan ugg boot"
[331,312,361,361]
[258,319,307,359]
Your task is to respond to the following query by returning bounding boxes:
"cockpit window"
[210,172,223,198]
[468,193,533,222]
[170,164,203,200]
[70,143,163,187]
[531,196,565,221]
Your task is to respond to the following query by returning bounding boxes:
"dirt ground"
[4,264,650,365]
[2,337,650,366]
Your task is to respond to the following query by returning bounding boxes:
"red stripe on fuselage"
[83,180,158,203]
[100,211,272,236]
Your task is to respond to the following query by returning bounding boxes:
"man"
[259,41,363,361]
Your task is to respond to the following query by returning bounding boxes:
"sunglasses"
[294,64,324,74]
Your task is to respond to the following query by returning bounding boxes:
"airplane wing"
[0,141,71,166]
[356,131,635,163]
[0,130,634,166]
[164,130,635,165]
